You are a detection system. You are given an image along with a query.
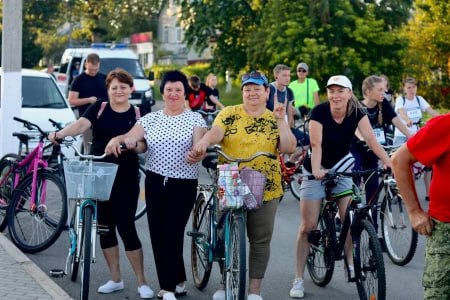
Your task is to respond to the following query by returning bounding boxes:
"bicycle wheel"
[289,172,302,201]
[306,213,335,287]
[354,219,386,300]
[191,193,213,289]
[80,206,93,300]
[225,212,246,300]
[7,170,67,253]
[0,155,20,231]
[134,165,147,221]
[380,192,418,266]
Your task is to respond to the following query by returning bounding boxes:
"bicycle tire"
[190,193,213,289]
[306,212,335,287]
[289,172,302,201]
[7,170,67,253]
[134,165,147,221]
[80,206,93,300]
[225,212,246,300]
[355,219,386,300]
[0,154,21,231]
[380,193,418,266]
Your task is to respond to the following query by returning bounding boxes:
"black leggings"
[98,172,141,251]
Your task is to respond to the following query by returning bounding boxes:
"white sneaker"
[138,284,154,299]
[98,280,124,293]
[162,292,177,300]
[247,294,263,300]
[212,289,225,300]
[289,278,304,298]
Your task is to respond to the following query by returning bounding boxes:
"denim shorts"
[299,167,353,200]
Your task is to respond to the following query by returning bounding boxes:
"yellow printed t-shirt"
[213,105,282,201]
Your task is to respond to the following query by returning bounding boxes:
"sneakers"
[212,289,225,300]
[247,294,263,300]
[157,284,187,299]
[98,280,124,294]
[138,285,154,299]
[289,278,304,298]
[162,292,177,300]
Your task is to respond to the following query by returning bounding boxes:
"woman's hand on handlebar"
[312,168,327,180]
[48,131,62,144]
[105,137,132,157]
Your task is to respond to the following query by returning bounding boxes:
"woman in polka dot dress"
[106,70,207,300]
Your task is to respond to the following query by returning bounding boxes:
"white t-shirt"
[394,95,430,137]
[137,110,207,179]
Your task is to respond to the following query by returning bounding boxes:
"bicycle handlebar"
[196,109,220,116]
[301,167,388,181]
[13,116,47,137]
[64,142,127,160]
[210,144,277,162]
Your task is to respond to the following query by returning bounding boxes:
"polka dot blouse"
[137,110,207,179]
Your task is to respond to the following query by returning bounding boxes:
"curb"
[0,233,73,299]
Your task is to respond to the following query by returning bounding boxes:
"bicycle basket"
[240,167,266,210]
[63,160,118,201]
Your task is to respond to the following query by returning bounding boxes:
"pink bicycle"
[0,117,67,253]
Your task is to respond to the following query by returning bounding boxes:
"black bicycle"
[305,169,386,300]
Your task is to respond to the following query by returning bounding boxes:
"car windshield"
[19,76,67,108]
[99,58,146,79]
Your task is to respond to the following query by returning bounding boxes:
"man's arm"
[392,145,434,236]
[68,90,97,108]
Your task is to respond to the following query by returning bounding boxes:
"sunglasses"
[297,69,307,73]
[241,71,268,84]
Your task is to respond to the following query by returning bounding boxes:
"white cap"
[326,75,352,90]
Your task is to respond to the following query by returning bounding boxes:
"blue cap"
[241,71,268,88]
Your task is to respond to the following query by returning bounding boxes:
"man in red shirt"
[392,113,450,300]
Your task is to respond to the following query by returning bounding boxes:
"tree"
[179,0,413,96]
[401,0,450,108]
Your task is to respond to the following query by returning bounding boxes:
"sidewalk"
[0,232,73,300]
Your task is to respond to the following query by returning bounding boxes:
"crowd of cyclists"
[41,54,446,300]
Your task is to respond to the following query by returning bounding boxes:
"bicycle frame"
[64,198,99,274]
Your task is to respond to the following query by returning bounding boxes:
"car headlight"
[144,89,152,99]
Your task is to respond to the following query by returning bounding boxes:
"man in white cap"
[288,62,320,119]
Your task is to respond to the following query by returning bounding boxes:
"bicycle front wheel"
[381,193,418,266]
[190,193,213,289]
[306,213,335,287]
[134,165,147,221]
[80,206,93,300]
[225,212,246,300]
[7,170,67,253]
[355,219,386,300]
[0,154,21,231]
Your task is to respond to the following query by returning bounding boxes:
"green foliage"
[180,0,413,99]
[400,0,450,109]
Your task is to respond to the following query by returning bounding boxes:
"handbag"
[239,167,267,210]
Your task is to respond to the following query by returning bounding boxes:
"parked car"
[0,68,80,157]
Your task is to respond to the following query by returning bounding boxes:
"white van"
[57,43,154,113]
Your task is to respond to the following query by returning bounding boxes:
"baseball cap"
[296,62,309,71]
[326,75,352,90]
[241,71,269,88]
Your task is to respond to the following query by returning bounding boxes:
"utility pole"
[0,0,22,156]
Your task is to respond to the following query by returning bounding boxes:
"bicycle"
[278,148,306,201]
[0,117,67,253]
[50,144,119,300]
[305,169,386,300]
[358,146,418,266]
[187,145,275,300]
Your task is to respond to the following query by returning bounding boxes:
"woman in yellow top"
[194,71,297,300]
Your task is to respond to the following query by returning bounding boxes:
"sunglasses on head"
[241,71,268,84]
[297,69,307,73]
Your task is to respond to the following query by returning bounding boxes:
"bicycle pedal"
[307,230,321,247]
[49,269,65,278]
[97,225,109,235]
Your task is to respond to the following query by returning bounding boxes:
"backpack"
[97,101,141,120]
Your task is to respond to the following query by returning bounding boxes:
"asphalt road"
[20,165,428,300]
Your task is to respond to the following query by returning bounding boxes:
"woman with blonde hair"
[204,73,225,110]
